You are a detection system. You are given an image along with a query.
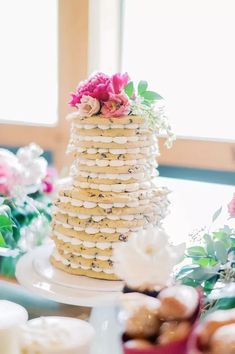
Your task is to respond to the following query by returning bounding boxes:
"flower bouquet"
[0,143,56,277]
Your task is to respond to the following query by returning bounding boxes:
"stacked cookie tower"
[50,114,169,280]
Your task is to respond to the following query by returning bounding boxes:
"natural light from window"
[122,0,235,141]
[0,0,58,125]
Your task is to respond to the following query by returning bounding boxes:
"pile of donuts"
[190,308,235,354]
[120,285,200,352]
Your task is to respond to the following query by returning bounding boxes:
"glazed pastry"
[120,293,160,339]
[158,321,191,345]
[158,285,198,320]
[198,308,235,347]
[210,323,235,354]
[125,339,154,349]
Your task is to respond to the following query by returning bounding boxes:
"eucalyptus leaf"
[138,80,148,95]
[212,206,222,222]
[141,91,163,101]
[204,234,215,257]
[213,297,235,310]
[189,266,219,282]
[124,81,134,98]
[181,277,201,288]
[193,257,218,267]
[187,246,207,257]
[204,275,219,295]
[214,240,228,264]
[0,231,6,247]
[213,231,231,248]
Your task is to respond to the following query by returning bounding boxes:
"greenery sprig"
[125,80,175,147]
[176,206,235,311]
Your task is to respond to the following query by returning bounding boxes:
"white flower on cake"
[78,95,100,117]
[113,226,185,290]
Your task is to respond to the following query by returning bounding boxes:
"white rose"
[113,226,185,289]
[78,95,100,117]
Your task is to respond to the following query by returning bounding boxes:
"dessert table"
[1,176,235,354]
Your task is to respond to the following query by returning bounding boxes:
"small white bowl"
[19,316,95,354]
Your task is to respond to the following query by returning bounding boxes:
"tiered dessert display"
[50,72,174,280]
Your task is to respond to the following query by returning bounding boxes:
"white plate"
[16,245,123,307]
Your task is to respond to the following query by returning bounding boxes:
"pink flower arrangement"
[0,144,56,197]
[228,193,235,217]
[69,72,131,118]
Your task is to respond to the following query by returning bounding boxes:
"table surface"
[0,176,234,353]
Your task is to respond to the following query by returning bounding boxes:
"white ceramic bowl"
[19,316,95,354]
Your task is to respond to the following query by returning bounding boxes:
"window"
[0,0,58,125]
[122,0,235,141]
[0,0,89,171]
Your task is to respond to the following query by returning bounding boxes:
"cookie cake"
[50,72,174,280]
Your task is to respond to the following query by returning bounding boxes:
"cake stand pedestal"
[15,245,123,354]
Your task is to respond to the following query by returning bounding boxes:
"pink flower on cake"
[228,193,235,217]
[78,96,100,117]
[111,72,129,94]
[101,93,131,117]
[69,72,111,106]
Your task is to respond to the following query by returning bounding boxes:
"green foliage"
[176,220,235,308]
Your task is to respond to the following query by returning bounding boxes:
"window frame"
[0,0,89,170]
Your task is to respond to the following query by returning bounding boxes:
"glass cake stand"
[15,244,123,354]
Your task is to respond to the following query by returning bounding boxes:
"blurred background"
[0,0,235,184]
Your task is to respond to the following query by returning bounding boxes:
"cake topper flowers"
[113,226,185,291]
[69,72,175,147]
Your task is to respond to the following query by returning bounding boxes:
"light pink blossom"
[101,93,131,117]
[78,96,100,117]
[228,193,235,217]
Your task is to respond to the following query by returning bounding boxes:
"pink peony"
[228,193,235,217]
[101,93,131,117]
[78,96,100,117]
[69,72,112,106]
[111,72,129,94]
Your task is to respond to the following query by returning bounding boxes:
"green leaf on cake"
[124,81,134,98]
[138,80,148,95]
[141,90,163,101]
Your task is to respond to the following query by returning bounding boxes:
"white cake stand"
[15,245,123,354]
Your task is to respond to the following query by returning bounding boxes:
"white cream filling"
[53,230,113,249]
[54,220,141,235]
[74,180,153,192]
[63,249,114,261]
[52,250,113,274]
[76,170,147,180]
[58,196,149,208]
[54,207,147,221]
[73,123,143,129]
[71,134,154,143]
[75,146,157,155]
[76,158,148,167]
